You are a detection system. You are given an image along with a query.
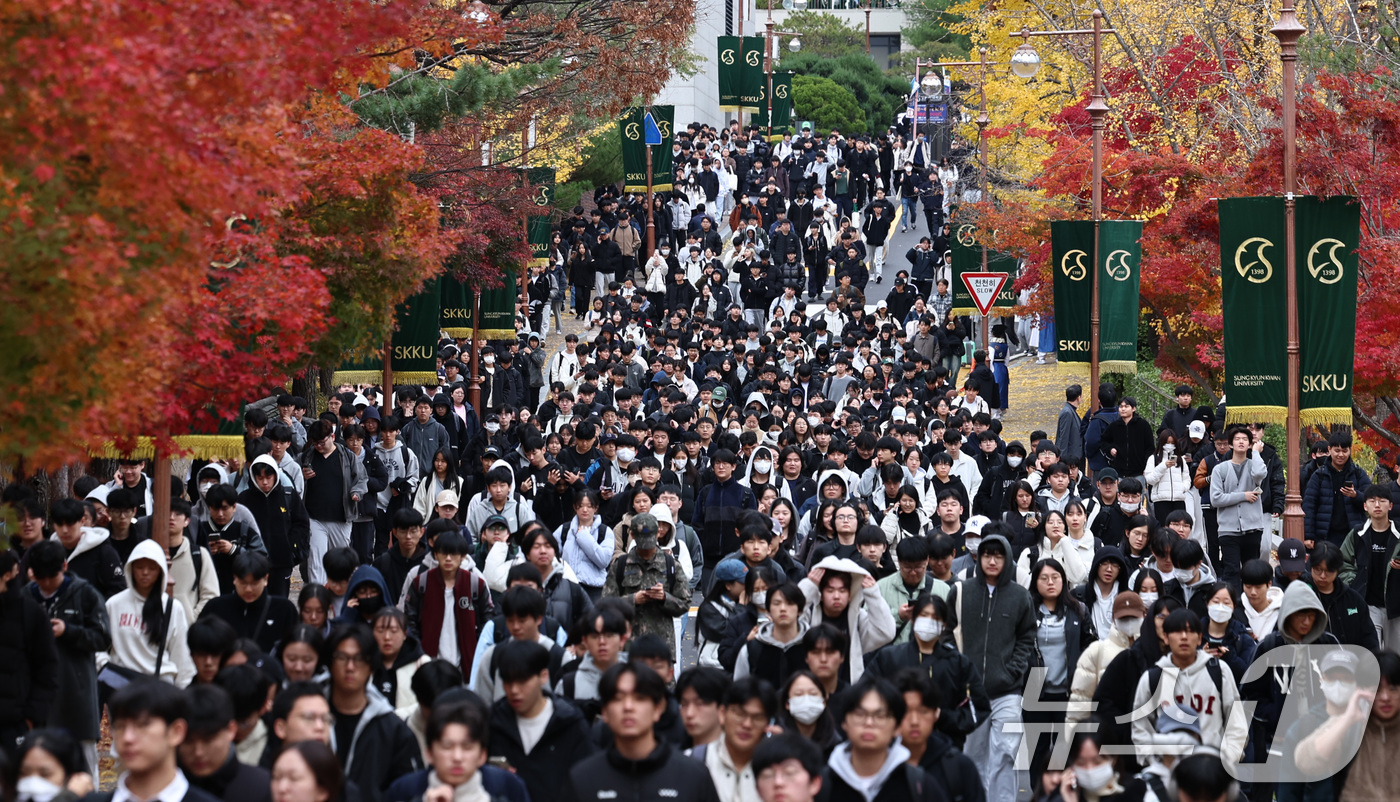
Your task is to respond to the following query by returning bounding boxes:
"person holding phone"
[1209,426,1270,590]
[1303,430,1372,549]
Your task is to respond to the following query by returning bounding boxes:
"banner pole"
[1275,0,1307,542]
[469,288,483,413]
[976,47,990,351]
[381,334,393,420]
[1088,11,1108,411]
[646,143,655,258]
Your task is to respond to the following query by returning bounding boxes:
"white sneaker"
[1036,357,1046,364]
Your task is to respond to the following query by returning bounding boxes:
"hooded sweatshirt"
[52,526,126,598]
[102,539,195,686]
[824,741,916,802]
[1243,580,1339,740]
[948,534,1038,698]
[733,620,810,685]
[1073,546,1129,638]
[798,557,898,681]
[1131,648,1248,762]
[1242,585,1285,641]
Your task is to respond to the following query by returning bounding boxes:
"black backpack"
[1145,658,1225,719]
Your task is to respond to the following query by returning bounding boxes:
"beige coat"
[1066,625,1133,723]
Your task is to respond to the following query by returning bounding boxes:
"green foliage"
[570,126,623,191]
[780,10,865,59]
[554,181,586,212]
[782,52,907,134]
[351,60,559,137]
[901,0,971,58]
[792,74,865,134]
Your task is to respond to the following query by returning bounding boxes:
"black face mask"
[357,595,385,618]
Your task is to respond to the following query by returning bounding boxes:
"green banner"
[438,273,519,342]
[752,72,794,139]
[1219,197,1288,424]
[1051,220,1095,371]
[991,251,1019,309]
[1296,196,1360,427]
[739,37,765,112]
[441,273,473,338]
[1097,220,1142,374]
[335,277,442,385]
[620,106,675,194]
[718,36,742,112]
[525,166,556,267]
[949,221,979,315]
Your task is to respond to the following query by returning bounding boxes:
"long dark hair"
[778,669,838,747]
[1030,558,1085,619]
[134,557,168,649]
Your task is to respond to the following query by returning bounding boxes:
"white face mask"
[912,618,944,643]
[16,776,64,802]
[1119,501,1141,513]
[788,694,826,725]
[661,249,670,256]
[1074,762,1115,793]
[617,448,637,463]
[484,355,495,365]
[673,457,687,469]
[1007,456,1023,468]
[753,460,773,474]
[964,537,982,552]
[198,481,215,498]
[1321,679,1358,707]
[808,415,823,427]
[1138,591,1159,607]
[1207,603,1233,624]
[1173,568,1197,584]
[484,422,500,433]
[1115,617,1142,637]
[752,591,767,608]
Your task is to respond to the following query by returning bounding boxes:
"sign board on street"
[643,112,663,146]
[961,272,1009,315]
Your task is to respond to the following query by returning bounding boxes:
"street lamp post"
[912,59,944,143]
[864,1,872,54]
[1011,12,1115,409]
[1274,0,1307,541]
[764,2,802,141]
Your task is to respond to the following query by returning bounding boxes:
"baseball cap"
[631,513,660,550]
[714,558,748,583]
[1320,649,1360,676]
[435,489,460,508]
[965,515,991,536]
[1157,702,1203,736]
[1096,467,1120,483]
[1188,420,1207,438]
[482,514,509,531]
[1278,538,1308,573]
[1113,591,1147,619]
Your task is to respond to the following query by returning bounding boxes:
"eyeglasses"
[295,712,335,726]
[757,764,811,785]
[331,652,368,666]
[726,707,769,725]
[846,707,893,724]
[835,513,858,521]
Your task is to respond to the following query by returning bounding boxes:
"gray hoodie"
[825,741,914,802]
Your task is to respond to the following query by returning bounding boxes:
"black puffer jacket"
[489,694,597,802]
[0,582,59,728]
[866,639,991,747]
[238,457,311,569]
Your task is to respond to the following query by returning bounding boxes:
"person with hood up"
[946,533,1037,802]
[797,470,852,540]
[337,563,394,629]
[103,538,196,686]
[819,674,946,802]
[1241,579,1340,802]
[47,497,125,599]
[798,556,897,682]
[239,455,311,598]
[1161,539,1217,622]
[1072,546,1130,638]
[1130,608,1248,763]
[734,582,810,687]
[323,624,423,802]
[740,444,778,499]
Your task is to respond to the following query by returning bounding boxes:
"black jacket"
[918,731,987,802]
[564,743,720,802]
[1103,415,1155,477]
[64,536,126,599]
[29,575,109,739]
[200,591,299,655]
[372,547,425,606]
[238,481,311,569]
[1032,600,1096,691]
[946,534,1037,698]
[1091,634,1165,756]
[83,787,220,802]
[1314,580,1380,650]
[819,761,944,802]
[866,640,992,746]
[186,752,273,802]
[489,694,598,802]
[0,583,59,728]
[334,693,425,802]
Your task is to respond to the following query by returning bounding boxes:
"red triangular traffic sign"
[961,271,1009,316]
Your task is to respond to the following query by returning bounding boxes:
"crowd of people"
[0,119,1396,802]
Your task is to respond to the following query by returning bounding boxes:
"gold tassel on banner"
[90,435,247,461]
[1225,406,1289,426]
[1099,360,1139,374]
[1299,408,1355,428]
